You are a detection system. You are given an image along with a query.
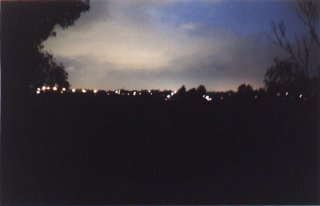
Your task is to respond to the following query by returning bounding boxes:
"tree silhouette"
[267,0,319,91]
[237,84,253,94]
[196,85,207,95]
[264,58,313,94]
[2,0,90,97]
[176,85,187,96]
[187,88,197,95]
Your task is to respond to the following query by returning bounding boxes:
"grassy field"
[2,94,319,204]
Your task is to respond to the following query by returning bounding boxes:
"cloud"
[43,0,282,91]
[178,22,198,31]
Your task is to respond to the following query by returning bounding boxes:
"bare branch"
[296,0,320,47]
[295,33,303,64]
[269,0,319,79]
[302,36,310,76]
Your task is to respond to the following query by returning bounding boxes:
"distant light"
[37,88,41,91]
[62,88,66,91]
[220,97,224,100]
[299,94,302,98]
[53,86,57,91]
[93,89,98,94]
[82,89,87,93]
[167,94,171,99]
[255,95,258,99]
[133,91,136,96]
[148,90,151,93]
[285,92,288,96]
[202,95,205,98]
[72,89,76,93]
[41,86,46,91]
[36,91,40,94]
[150,93,152,95]
[276,92,280,96]
[205,95,212,101]
[171,92,175,96]
[46,86,51,90]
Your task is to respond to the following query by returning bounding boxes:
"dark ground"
[1,93,319,204]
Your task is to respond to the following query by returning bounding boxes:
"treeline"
[36,83,320,103]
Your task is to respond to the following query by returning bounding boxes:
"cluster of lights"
[276,91,305,99]
[203,95,212,102]
[35,86,313,102]
[276,92,288,97]
[37,86,67,94]
[36,87,41,94]
[165,94,171,101]
[165,91,177,100]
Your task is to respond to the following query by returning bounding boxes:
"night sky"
[43,0,304,91]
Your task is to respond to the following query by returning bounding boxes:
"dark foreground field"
[1,94,319,204]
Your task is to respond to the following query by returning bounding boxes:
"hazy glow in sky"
[43,0,301,91]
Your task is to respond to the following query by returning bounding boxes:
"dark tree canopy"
[196,85,207,95]
[176,85,187,96]
[266,0,319,93]
[1,0,90,98]
[237,84,253,94]
[265,58,319,95]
